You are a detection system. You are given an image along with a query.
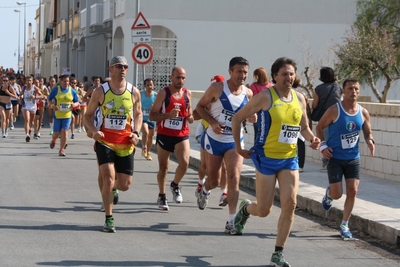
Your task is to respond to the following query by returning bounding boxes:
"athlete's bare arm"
[149,89,179,122]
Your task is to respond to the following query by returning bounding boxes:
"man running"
[48,75,80,156]
[231,57,320,267]
[84,56,142,232]
[195,57,255,231]
[149,66,194,211]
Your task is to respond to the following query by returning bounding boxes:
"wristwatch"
[133,131,140,138]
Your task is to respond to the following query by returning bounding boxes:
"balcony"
[115,0,124,17]
[80,8,87,30]
[103,0,113,30]
[90,3,109,33]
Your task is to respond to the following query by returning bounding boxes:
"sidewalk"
[182,136,400,246]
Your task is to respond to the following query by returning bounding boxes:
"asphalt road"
[0,125,399,267]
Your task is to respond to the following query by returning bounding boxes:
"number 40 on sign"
[132,43,154,65]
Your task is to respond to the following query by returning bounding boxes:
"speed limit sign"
[132,43,153,65]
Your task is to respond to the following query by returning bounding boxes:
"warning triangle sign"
[131,12,151,29]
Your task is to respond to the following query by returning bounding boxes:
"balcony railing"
[90,3,103,26]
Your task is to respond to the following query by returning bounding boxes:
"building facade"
[35,0,358,91]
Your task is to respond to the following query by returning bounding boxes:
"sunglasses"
[114,64,129,70]
[2,79,9,82]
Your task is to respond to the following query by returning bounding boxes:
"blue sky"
[1,1,39,71]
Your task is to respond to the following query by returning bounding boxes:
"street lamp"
[17,2,26,74]
[14,9,21,72]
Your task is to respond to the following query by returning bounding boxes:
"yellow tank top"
[261,87,302,159]
[99,82,135,157]
[55,86,73,119]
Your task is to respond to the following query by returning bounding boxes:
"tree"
[356,0,400,46]
[335,23,400,103]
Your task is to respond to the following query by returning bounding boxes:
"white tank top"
[206,80,247,143]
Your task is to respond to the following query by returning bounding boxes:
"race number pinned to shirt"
[340,132,359,149]
[218,109,235,135]
[143,108,150,117]
[105,114,127,130]
[164,117,183,130]
[278,124,300,144]
[59,104,71,111]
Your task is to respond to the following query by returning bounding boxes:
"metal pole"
[66,0,70,69]
[23,3,26,74]
[14,10,21,72]
[134,0,140,87]
[37,0,41,76]
[17,2,26,74]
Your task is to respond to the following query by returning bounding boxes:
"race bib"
[218,109,234,135]
[164,117,183,130]
[278,124,300,144]
[340,132,359,149]
[143,109,150,117]
[104,114,127,130]
[59,104,70,111]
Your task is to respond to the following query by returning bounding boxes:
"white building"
[36,0,358,92]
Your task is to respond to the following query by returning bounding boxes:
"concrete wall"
[190,91,400,183]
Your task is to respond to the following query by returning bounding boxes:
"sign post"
[131,12,152,88]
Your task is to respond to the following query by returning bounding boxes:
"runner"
[48,75,80,156]
[20,76,41,142]
[9,76,21,129]
[0,77,18,137]
[140,78,157,160]
[84,56,142,232]
[195,57,255,231]
[231,57,320,266]
[149,66,194,211]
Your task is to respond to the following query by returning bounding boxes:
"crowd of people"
[0,56,375,267]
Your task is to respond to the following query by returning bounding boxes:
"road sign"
[132,43,153,65]
[132,35,152,43]
[131,12,150,29]
[131,12,152,44]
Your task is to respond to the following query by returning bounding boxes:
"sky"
[1,1,39,71]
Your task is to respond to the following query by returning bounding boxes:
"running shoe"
[9,125,14,130]
[234,199,251,234]
[157,196,169,211]
[100,204,105,212]
[78,127,82,133]
[322,186,333,211]
[49,130,53,135]
[219,192,228,207]
[197,190,209,210]
[270,252,291,267]
[113,189,119,205]
[170,184,183,203]
[103,217,116,233]
[26,135,31,142]
[50,139,56,149]
[71,133,75,139]
[339,224,353,239]
[2,134,5,138]
[224,220,238,235]
[37,133,41,138]
[59,150,66,157]
[195,182,203,198]
[146,153,152,161]
[141,149,147,158]
[34,134,39,140]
